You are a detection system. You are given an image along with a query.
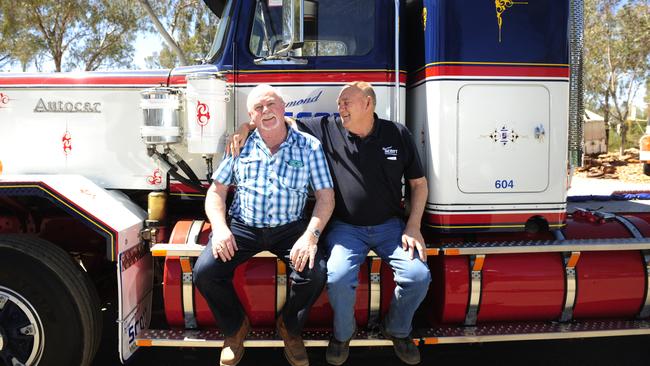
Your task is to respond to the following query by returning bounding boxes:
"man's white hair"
[246,84,285,112]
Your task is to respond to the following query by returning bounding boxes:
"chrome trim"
[441,238,650,255]
[187,220,205,245]
[180,258,197,329]
[369,257,382,326]
[393,0,400,122]
[464,255,485,326]
[613,215,644,239]
[568,0,585,167]
[560,252,580,322]
[276,259,287,314]
[638,251,650,319]
[0,286,44,365]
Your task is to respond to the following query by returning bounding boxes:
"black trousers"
[193,219,327,337]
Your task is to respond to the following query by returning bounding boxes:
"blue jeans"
[325,218,431,341]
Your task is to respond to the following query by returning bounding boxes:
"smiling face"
[248,90,286,131]
[337,85,373,132]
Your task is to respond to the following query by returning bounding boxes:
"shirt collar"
[346,113,381,141]
[250,124,297,154]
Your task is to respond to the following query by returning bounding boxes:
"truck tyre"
[0,235,102,366]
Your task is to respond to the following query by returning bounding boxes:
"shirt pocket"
[278,162,310,191]
[235,156,264,184]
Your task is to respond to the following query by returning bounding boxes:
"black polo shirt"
[297,114,424,226]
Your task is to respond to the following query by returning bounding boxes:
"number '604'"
[495,180,514,189]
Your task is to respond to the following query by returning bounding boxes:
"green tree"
[584,0,650,154]
[0,0,144,72]
[140,0,218,69]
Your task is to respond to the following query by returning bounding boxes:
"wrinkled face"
[248,91,286,131]
[337,86,371,129]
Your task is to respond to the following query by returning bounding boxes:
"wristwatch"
[309,228,321,240]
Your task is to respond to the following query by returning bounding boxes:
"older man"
[230,82,430,365]
[193,84,335,366]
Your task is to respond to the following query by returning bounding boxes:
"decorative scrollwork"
[495,0,528,42]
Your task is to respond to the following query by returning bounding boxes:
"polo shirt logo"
[382,146,398,161]
[287,159,304,168]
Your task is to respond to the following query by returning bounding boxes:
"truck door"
[230,0,398,122]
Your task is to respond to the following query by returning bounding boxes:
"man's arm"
[402,176,428,261]
[227,117,298,156]
[205,182,238,261]
[290,187,335,271]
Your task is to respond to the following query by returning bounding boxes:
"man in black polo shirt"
[230,82,430,365]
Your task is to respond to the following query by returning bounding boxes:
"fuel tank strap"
[180,220,205,329]
[464,254,485,326]
[559,251,581,322]
[612,215,644,239]
[368,257,382,327]
[276,259,287,315]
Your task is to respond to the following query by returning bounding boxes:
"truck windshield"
[249,0,375,58]
[206,0,234,62]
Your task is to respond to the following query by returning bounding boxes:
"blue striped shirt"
[213,128,333,228]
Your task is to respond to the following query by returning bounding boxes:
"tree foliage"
[141,0,218,69]
[0,0,145,72]
[584,0,650,153]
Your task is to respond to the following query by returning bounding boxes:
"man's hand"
[211,224,239,262]
[289,233,318,272]
[401,224,427,261]
[225,122,254,156]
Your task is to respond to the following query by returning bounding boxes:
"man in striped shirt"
[193,84,335,366]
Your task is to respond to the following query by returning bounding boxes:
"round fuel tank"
[162,220,370,329]
[430,215,650,324]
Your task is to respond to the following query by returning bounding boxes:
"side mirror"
[281,0,304,52]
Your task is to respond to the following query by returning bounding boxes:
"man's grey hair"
[246,84,285,112]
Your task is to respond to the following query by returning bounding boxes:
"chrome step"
[136,319,650,348]
[149,243,440,258]
[420,319,650,344]
[440,237,650,255]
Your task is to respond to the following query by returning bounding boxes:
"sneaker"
[277,315,309,366]
[220,316,251,366]
[380,323,421,365]
[325,336,350,365]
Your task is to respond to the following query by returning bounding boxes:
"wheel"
[0,235,102,366]
[644,163,650,176]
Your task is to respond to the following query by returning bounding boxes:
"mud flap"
[118,242,153,363]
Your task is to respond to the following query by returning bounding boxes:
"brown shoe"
[220,316,251,366]
[276,315,309,366]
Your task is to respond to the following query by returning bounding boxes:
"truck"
[1,0,650,365]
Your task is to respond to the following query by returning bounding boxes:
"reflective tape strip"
[426,248,440,256]
[369,257,382,326]
[560,251,580,322]
[638,251,650,319]
[464,254,485,326]
[276,259,287,314]
[180,257,197,329]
